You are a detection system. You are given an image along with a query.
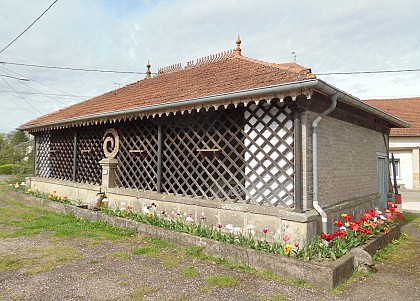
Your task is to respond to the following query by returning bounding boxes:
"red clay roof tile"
[364,97,420,136]
[20,53,315,129]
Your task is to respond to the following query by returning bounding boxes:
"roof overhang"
[18,79,409,131]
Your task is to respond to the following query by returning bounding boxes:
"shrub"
[0,164,23,175]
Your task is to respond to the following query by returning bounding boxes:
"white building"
[365,97,420,190]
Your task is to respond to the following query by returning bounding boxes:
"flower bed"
[10,185,402,289]
[14,183,402,262]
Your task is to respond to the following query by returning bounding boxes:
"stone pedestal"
[99,158,118,191]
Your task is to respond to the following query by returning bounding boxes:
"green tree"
[8,131,28,145]
[0,131,32,173]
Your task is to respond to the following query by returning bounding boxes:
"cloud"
[0,0,419,132]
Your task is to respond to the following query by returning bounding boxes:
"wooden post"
[72,131,78,182]
[32,135,37,176]
[157,124,163,193]
[287,100,304,213]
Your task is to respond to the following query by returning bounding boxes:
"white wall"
[391,150,413,189]
[389,136,420,190]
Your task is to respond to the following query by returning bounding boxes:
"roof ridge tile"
[157,63,183,75]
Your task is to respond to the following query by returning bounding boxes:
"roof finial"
[145,60,151,79]
[235,34,241,56]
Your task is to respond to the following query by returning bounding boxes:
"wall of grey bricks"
[306,112,387,209]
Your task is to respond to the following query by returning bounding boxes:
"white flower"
[233,227,241,234]
[246,224,255,235]
[225,224,234,232]
[186,216,194,223]
[20,182,26,186]
[379,215,386,220]
[8,184,13,186]
[246,224,255,230]
[376,210,383,215]
[142,206,150,214]
[339,226,347,231]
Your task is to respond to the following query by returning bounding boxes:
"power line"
[0,0,60,54]
[0,65,84,99]
[0,74,28,81]
[0,65,70,105]
[0,61,152,75]
[0,89,87,98]
[0,77,43,114]
[2,60,419,76]
[317,68,420,76]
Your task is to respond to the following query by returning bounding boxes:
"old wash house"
[19,38,408,242]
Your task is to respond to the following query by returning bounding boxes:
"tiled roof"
[19,50,315,130]
[364,97,420,136]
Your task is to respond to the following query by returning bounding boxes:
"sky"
[0,0,419,133]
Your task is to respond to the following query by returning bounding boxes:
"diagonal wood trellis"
[35,127,103,185]
[49,129,74,181]
[114,101,294,207]
[35,131,51,178]
[75,126,103,185]
[115,120,159,190]
[33,100,294,207]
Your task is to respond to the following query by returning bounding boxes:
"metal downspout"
[312,93,338,234]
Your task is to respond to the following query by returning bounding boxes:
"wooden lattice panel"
[75,126,103,185]
[49,129,74,181]
[115,120,159,190]
[244,103,294,206]
[161,109,242,199]
[35,131,51,178]
[159,101,294,207]
[32,101,294,208]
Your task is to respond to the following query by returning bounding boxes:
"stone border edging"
[14,192,401,289]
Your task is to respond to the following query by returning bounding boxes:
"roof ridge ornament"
[235,34,241,56]
[186,49,235,69]
[145,60,151,79]
[157,62,183,75]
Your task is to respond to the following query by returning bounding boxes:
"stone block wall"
[26,177,320,244]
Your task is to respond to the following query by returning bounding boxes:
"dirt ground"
[0,193,419,301]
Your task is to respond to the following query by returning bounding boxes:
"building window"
[389,159,400,179]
